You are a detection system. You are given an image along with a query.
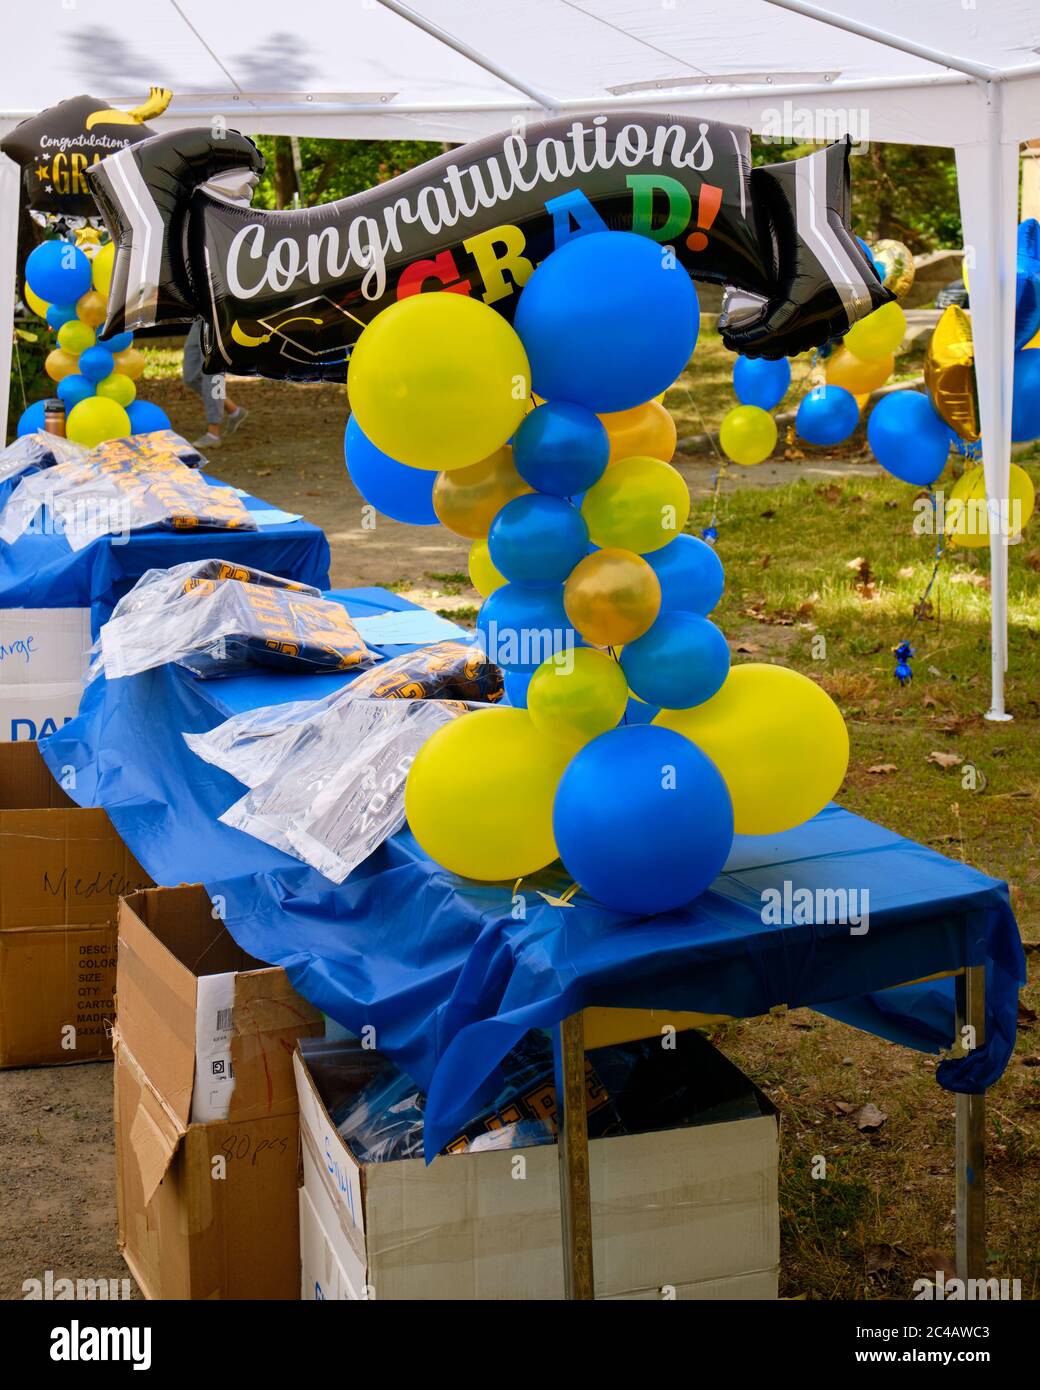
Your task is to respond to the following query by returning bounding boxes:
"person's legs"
[184,322,243,443]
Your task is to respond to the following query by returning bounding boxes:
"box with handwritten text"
[114,885,324,1299]
[0,741,150,1066]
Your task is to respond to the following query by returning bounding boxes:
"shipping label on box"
[192,972,237,1123]
[0,921,117,1067]
[0,608,91,686]
[0,680,83,741]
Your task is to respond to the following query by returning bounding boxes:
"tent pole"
[374,0,560,113]
[761,0,1000,81]
[954,95,1019,721]
[0,155,21,444]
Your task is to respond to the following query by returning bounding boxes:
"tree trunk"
[272,137,298,209]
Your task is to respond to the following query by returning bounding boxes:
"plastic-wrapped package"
[184,639,502,789]
[331,1030,620,1161]
[98,565,376,681]
[0,428,203,488]
[0,445,252,550]
[217,697,460,881]
[0,430,87,483]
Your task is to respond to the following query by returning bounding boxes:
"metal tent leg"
[557,1011,594,1299]
[955,965,987,1281]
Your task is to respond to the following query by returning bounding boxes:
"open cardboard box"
[295,1029,780,1301]
[114,884,323,1299]
[0,740,149,1066]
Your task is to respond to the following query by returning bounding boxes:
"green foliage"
[753,137,962,251]
[250,136,445,209]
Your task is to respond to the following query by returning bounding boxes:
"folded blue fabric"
[39,586,1026,1158]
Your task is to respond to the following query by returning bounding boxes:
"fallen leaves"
[927,750,963,770]
[867,763,898,775]
[846,555,877,599]
[854,1103,888,1132]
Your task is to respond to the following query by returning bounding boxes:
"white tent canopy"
[3,0,1038,716]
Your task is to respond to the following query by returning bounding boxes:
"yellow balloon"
[24,282,50,319]
[44,348,79,382]
[57,318,96,355]
[66,396,132,448]
[945,464,1035,549]
[825,346,894,397]
[95,372,137,407]
[655,664,849,835]
[527,648,629,747]
[112,346,145,380]
[92,241,115,298]
[581,455,690,553]
[433,446,530,539]
[348,295,530,471]
[719,405,777,466]
[564,548,661,648]
[843,301,906,361]
[468,538,506,597]
[76,289,108,329]
[404,708,572,880]
[599,400,677,465]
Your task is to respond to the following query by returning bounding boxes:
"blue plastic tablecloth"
[39,587,1026,1156]
[0,474,330,634]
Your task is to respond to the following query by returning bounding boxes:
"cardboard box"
[0,680,83,741]
[0,607,91,685]
[295,1032,780,1301]
[0,741,150,1067]
[114,885,324,1299]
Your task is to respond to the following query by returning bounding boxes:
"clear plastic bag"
[217,697,459,881]
[97,560,374,681]
[0,430,87,484]
[0,440,251,550]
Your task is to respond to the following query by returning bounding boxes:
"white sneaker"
[193,431,222,448]
[225,407,248,437]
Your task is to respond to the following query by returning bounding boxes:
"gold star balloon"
[924,304,979,442]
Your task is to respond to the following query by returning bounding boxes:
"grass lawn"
[141,323,1040,1299]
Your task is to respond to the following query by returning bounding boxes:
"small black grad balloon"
[87,113,890,379]
[0,94,162,218]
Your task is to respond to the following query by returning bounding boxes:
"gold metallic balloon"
[872,238,915,301]
[44,348,78,382]
[433,446,530,539]
[563,547,661,648]
[599,399,677,465]
[76,290,108,329]
[924,305,979,442]
[112,346,146,380]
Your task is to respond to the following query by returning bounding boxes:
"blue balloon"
[643,534,724,616]
[126,399,172,434]
[513,231,700,413]
[732,355,791,411]
[25,240,92,305]
[487,493,588,588]
[623,696,660,725]
[477,583,580,673]
[512,401,609,496]
[45,303,78,331]
[78,345,115,383]
[1015,219,1040,350]
[867,391,950,485]
[503,670,533,708]
[620,612,730,710]
[16,400,47,436]
[796,384,860,446]
[57,374,96,410]
[99,330,134,353]
[344,415,437,525]
[553,724,734,915]
[1012,349,1040,442]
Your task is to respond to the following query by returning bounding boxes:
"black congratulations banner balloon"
[87,112,890,375]
[1,90,172,218]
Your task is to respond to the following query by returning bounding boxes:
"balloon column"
[16,234,169,445]
[347,230,850,917]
